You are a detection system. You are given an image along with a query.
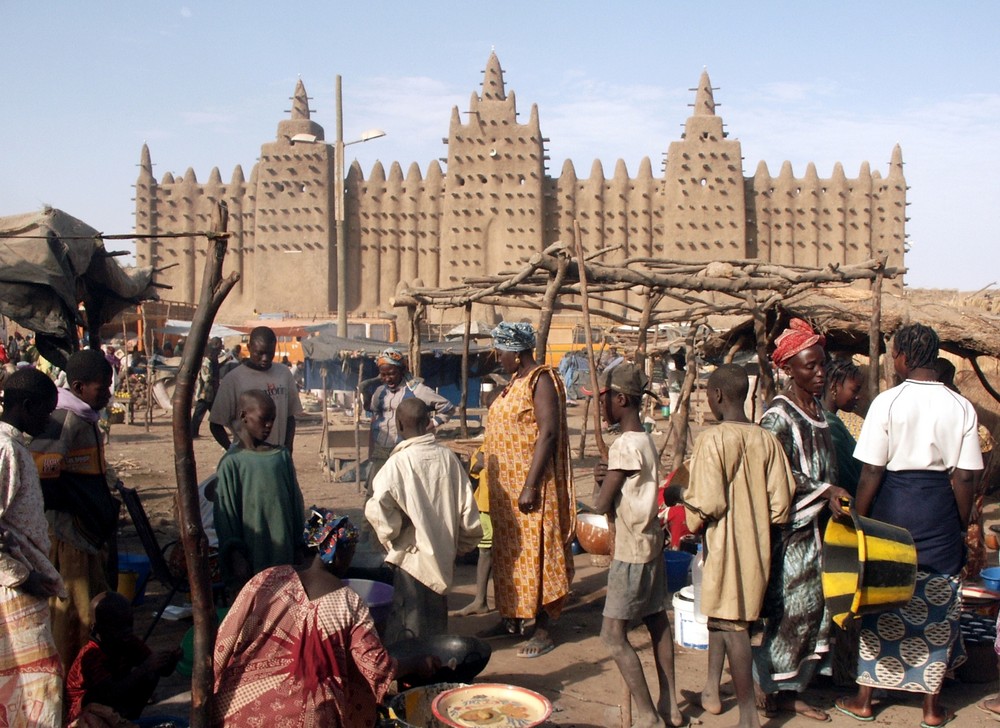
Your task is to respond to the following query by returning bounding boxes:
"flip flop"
[919,714,956,728]
[833,698,875,722]
[516,636,555,658]
[978,701,1000,722]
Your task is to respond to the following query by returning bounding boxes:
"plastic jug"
[691,543,707,624]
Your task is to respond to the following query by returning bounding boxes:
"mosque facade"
[134,52,906,324]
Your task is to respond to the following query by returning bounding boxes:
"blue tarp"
[300,333,493,407]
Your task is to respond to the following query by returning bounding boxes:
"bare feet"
[775,694,829,722]
[680,688,723,715]
[656,697,686,727]
[698,689,723,715]
[753,688,776,718]
[452,600,491,617]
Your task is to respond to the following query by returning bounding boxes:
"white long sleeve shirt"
[365,433,481,594]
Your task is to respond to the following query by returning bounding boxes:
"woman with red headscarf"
[753,319,851,721]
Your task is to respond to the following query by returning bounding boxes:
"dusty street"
[107,407,1000,727]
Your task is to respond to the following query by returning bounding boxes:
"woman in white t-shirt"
[835,324,982,727]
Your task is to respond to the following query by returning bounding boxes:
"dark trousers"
[192,398,212,436]
[385,565,448,645]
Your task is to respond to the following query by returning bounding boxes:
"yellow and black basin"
[822,499,918,628]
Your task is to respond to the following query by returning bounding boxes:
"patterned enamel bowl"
[431,683,552,728]
[574,512,611,555]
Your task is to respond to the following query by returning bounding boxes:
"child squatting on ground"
[65,591,180,723]
[592,362,684,728]
[679,364,797,728]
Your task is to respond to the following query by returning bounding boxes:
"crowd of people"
[0,316,996,727]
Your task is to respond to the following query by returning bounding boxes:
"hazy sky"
[2,2,997,291]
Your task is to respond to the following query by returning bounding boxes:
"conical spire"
[889,144,904,177]
[692,69,716,116]
[139,144,152,176]
[291,79,310,120]
[481,51,506,101]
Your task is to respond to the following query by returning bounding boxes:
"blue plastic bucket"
[663,550,693,594]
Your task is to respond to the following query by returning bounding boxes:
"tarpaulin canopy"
[159,319,244,339]
[0,207,158,367]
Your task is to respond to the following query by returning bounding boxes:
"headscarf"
[303,508,359,564]
[376,348,404,368]
[772,318,826,368]
[491,322,536,353]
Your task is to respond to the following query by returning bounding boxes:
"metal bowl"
[388,635,492,687]
[575,512,611,555]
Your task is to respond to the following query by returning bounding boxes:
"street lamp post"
[334,76,347,339]
[291,76,384,337]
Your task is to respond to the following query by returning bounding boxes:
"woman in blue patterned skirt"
[834,324,982,727]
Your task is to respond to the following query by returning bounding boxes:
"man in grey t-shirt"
[209,327,303,452]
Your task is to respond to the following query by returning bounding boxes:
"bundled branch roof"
[702,287,1000,360]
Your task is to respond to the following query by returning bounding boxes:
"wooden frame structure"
[392,236,902,466]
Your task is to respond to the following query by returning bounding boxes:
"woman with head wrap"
[479,322,576,658]
[212,509,436,727]
[754,319,851,722]
[361,347,455,500]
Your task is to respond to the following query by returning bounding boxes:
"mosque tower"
[661,69,747,262]
[251,80,336,314]
[439,52,547,288]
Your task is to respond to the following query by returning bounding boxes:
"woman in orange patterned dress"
[481,322,576,658]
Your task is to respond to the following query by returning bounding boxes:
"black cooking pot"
[388,635,492,686]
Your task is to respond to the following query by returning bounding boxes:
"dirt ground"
[106,405,1000,727]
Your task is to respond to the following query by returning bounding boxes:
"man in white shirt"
[365,398,481,644]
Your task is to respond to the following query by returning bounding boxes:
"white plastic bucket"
[672,586,708,650]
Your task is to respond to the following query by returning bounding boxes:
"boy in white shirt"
[593,363,684,728]
[366,398,481,644]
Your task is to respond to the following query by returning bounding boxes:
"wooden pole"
[141,304,153,431]
[750,298,776,404]
[577,395,591,460]
[633,290,657,370]
[320,367,331,483]
[355,364,364,494]
[460,303,472,438]
[408,305,422,380]
[868,254,886,404]
[670,338,698,470]
[573,221,608,461]
[170,202,239,727]
[536,253,569,364]
[573,222,626,725]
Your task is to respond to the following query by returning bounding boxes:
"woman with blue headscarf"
[480,322,576,658]
[212,509,436,727]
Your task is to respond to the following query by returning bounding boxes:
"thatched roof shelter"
[701,287,1000,361]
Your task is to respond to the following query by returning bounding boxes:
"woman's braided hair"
[893,323,939,370]
[823,357,861,397]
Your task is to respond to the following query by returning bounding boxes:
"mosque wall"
[134,52,905,324]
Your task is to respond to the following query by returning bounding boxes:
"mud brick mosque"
[134,52,906,324]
